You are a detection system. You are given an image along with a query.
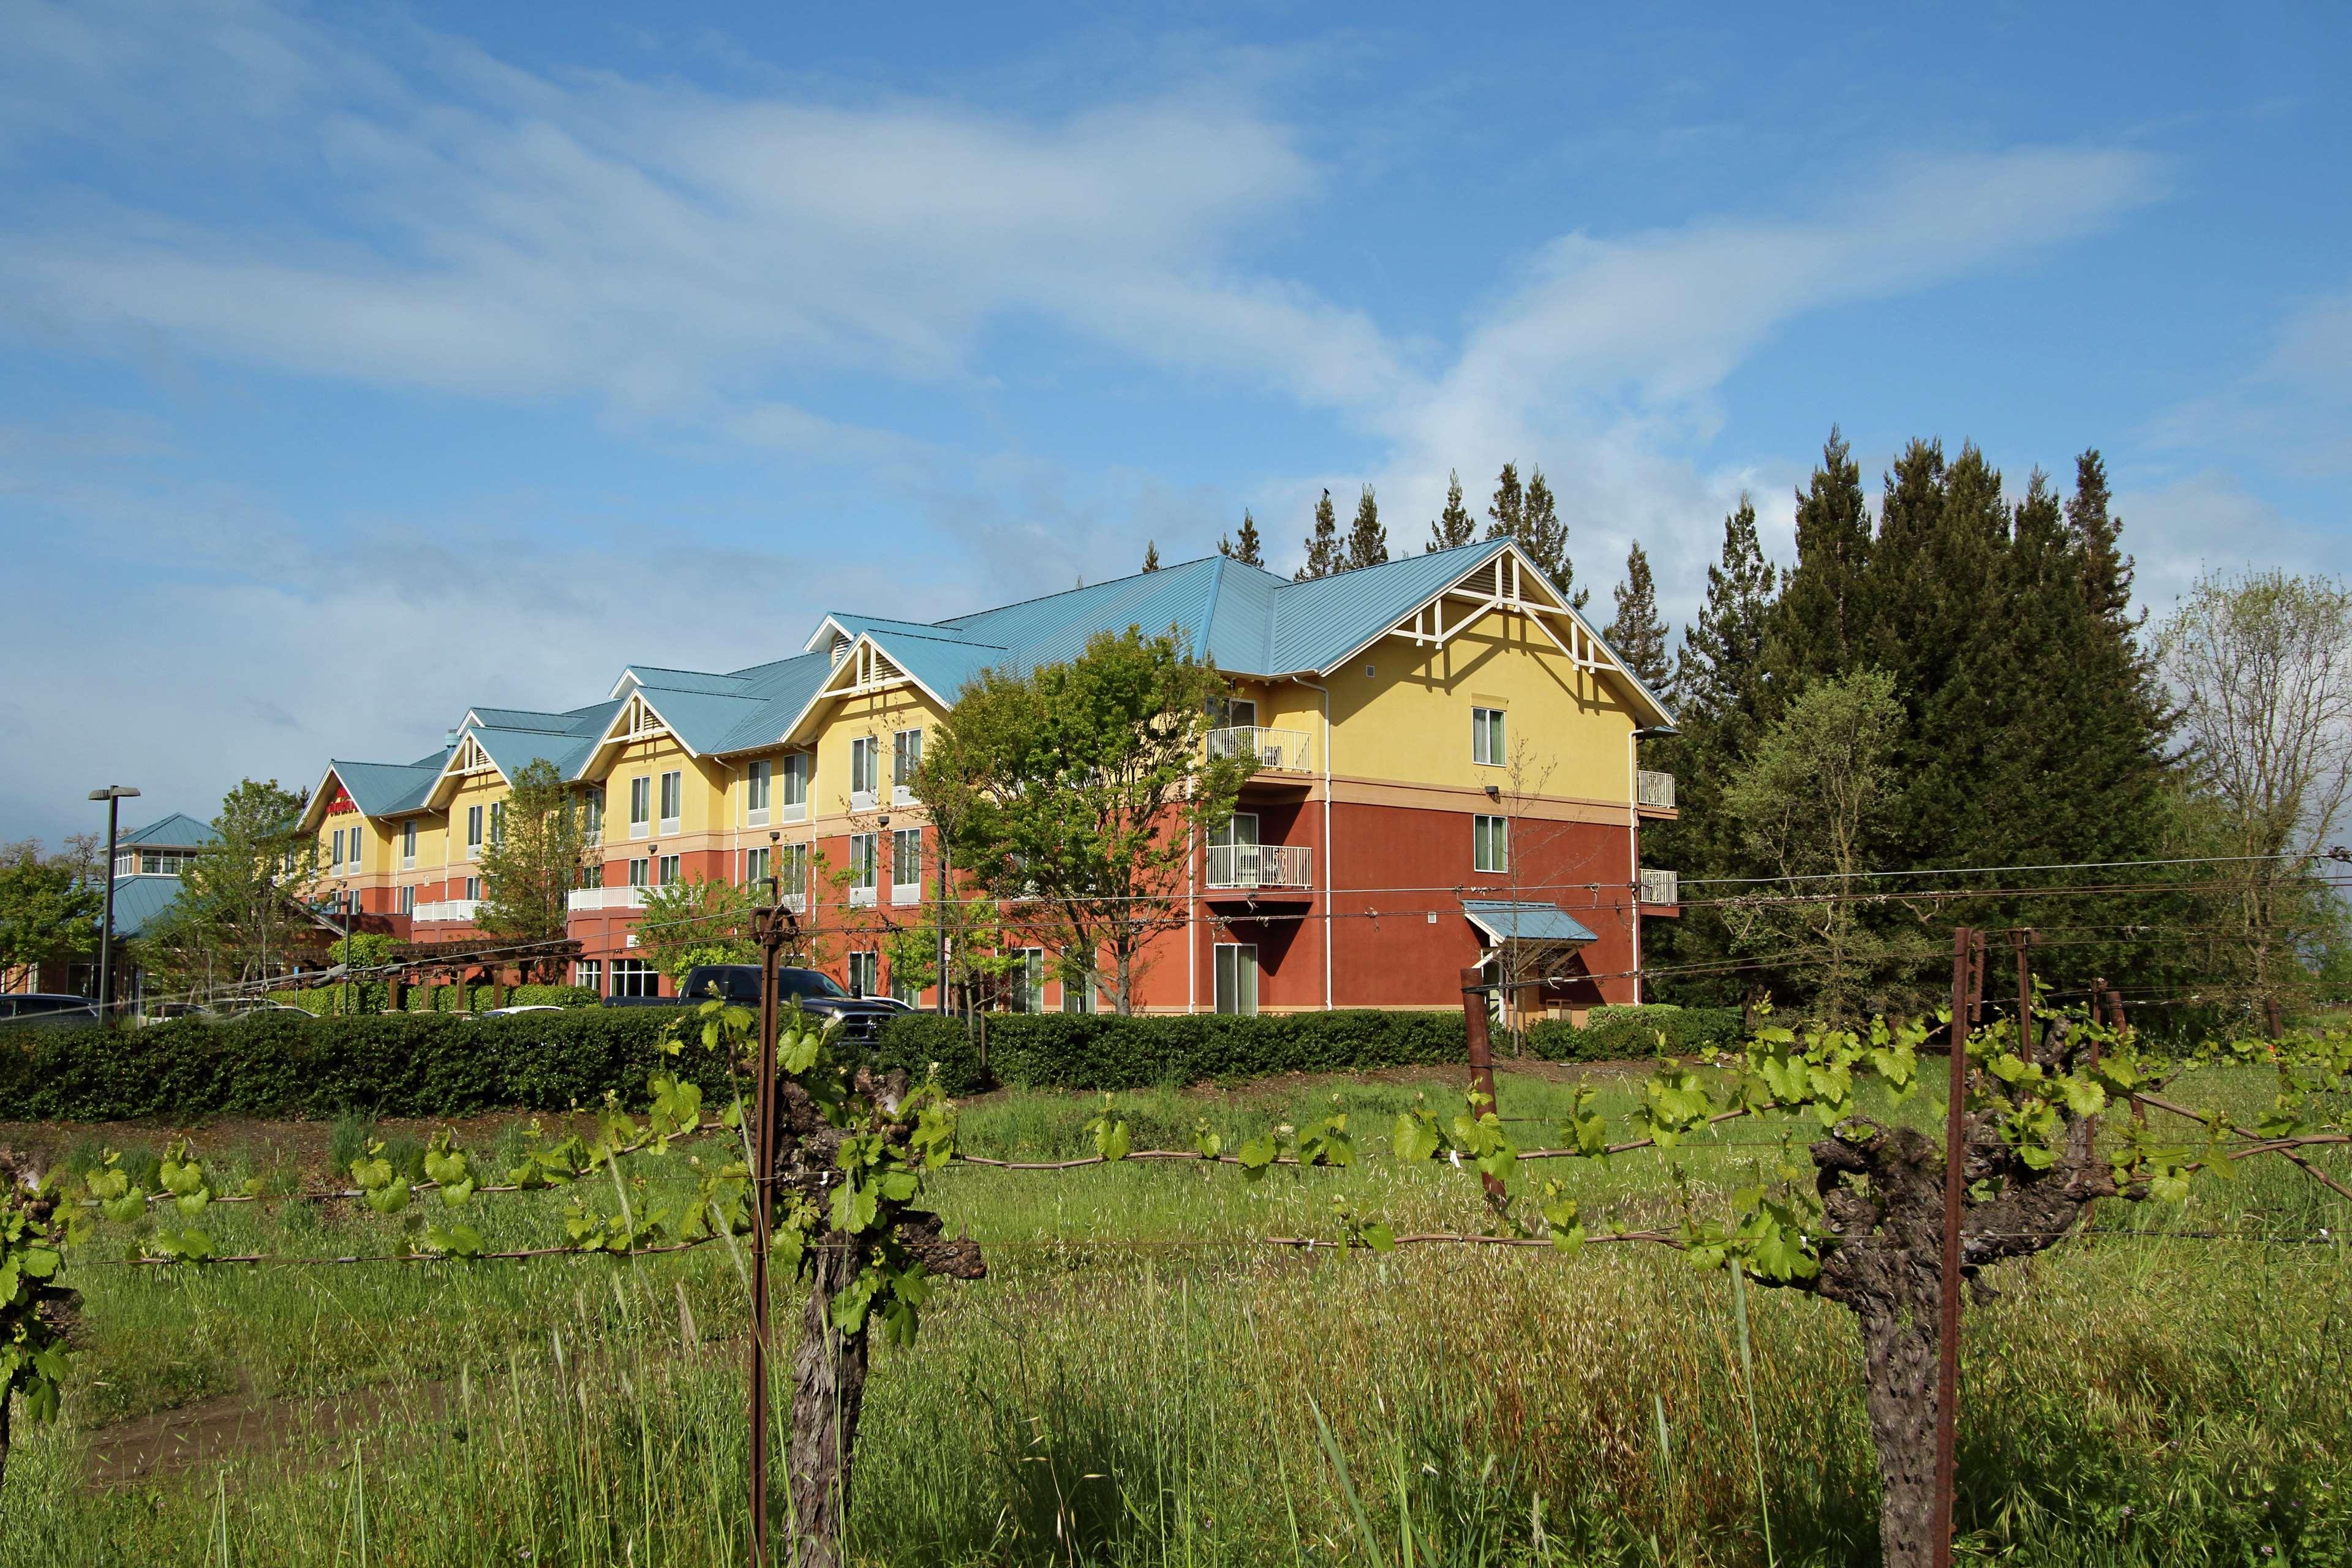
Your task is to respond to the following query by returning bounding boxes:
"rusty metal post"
[747,899,790,1568]
[1460,966,1506,1202]
[2103,984,2146,1127]
[2011,929,2034,1065]
[1932,927,1973,1568]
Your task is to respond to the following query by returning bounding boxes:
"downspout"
[1626,725,1641,1005]
[1294,676,1333,1011]
[1186,822,1197,1015]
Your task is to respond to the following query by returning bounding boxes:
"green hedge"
[1530,1006,1746,1063]
[510,984,599,1008]
[872,1010,1472,1095]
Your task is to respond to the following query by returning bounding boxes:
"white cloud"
[2150,287,2352,477]
[2113,470,2350,618]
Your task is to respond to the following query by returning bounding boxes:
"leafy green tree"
[164,779,318,993]
[1294,489,1341,581]
[1721,669,1932,1019]
[636,875,760,990]
[1216,510,1265,568]
[475,759,590,980]
[1343,483,1388,571]
[1139,540,1161,573]
[1426,469,1476,551]
[1604,541,1670,692]
[921,626,1254,1012]
[0,842,99,984]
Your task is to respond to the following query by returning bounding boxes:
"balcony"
[1638,868,1679,908]
[413,899,481,925]
[1207,842,1314,891]
[1208,726,1314,775]
[1636,770,1676,811]
[569,886,649,913]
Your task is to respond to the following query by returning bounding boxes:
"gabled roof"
[119,813,216,848]
[1462,900,1599,945]
[331,761,443,817]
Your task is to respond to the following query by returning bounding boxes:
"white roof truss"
[774,635,946,750]
[579,690,695,778]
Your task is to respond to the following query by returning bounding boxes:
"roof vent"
[830,632,851,668]
[444,728,458,746]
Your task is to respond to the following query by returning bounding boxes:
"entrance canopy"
[1461,900,1597,946]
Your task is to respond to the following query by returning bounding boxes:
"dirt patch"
[83,1378,453,1488]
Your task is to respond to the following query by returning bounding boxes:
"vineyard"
[0,969,2346,1567]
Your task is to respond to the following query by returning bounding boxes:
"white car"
[481,1004,568,1017]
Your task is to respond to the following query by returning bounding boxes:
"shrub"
[1529,1006,1746,1063]
[509,984,598,1008]
[873,1009,1471,1095]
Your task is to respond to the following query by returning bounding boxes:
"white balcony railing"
[1638,868,1679,907]
[1636,769,1677,810]
[1207,843,1314,890]
[1208,726,1314,774]
[568,886,649,913]
[413,899,481,924]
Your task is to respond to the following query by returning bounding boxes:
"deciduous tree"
[475,759,591,980]
[0,841,99,985]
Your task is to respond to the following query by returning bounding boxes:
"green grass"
[7,1065,2348,1566]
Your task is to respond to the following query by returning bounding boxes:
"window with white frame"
[746,760,771,825]
[628,858,650,888]
[891,960,922,1006]
[348,829,364,872]
[466,805,484,859]
[782,843,809,900]
[464,876,480,901]
[1009,948,1045,1013]
[331,828,345,869]
[846,951,879,998]
[488,799,503,847]
[850,736,880,805]
[576,861,603,889]
[848,832,877,904]
[582,788,603,844]
[1214,943,1259,1015]
[576,959,603,994]
[745,845,771,890]
[399,885,415,916]
[892,728,922,804]
[629,776,651,838]
[401,820,417,869]
[1473,814,1509,873]
[658,854,680,886]
[1472,706,1506,767]
[891,827,922,903]
[781,753,809,821]
[1061,968,1098,1013]
[658,771,682,834]
[611,959,657,998]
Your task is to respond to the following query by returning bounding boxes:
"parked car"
[481,1004,567,1017]
[0,993,100,1027]
[212,999,312,1019]
[601,964,897,1042]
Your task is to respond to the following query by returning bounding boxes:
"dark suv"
[0,993,99,1027]
[603,964,898,1042]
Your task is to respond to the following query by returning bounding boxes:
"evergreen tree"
[1218,510,1265,568]
[1140,540,1161,573]
[1768,426,1874,691]
[1484,462,1524,546]
[1295,489,1341,581]
[1427,469,1476,551]
[2067,449,2132,627]
[1675,495,1779,730]
[1604,541,1671,692]
[1344,484,1389,571]
[1521,467,1583,607]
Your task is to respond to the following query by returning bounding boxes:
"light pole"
[87,785,140,1023]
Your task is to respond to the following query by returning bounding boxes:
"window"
[488,800,504,846]
[747,760,772,824]
[1210,695,1257,728]
[848,832,877,905]
[891,827,922,904]
[576,861,603,889]
[402,820,417,869]
[891,961,922,1007]
[847,951,879,998]
[576,959,603,994]
[1214,943,1259,1016]
[1061,970,1098,1013]
[850,736,880,805]
[1207,812,1259,888]
[611,959,658,998]
[464,876,480,902]
[658,854,680,886]
[1009,948,1046,1013]
[628,858,650,888]
[781,753,809,820]
[351,829,366,872]
[629,776,651,838]
[399,885,415,916]
[1472,707,1506,767]
[582,788,603,843]
[658,771,682,833]
[331,829,345,869]
[745,845,771,889]
[782,843,810,900]
[892,728,922,804]
[1473,814,1509,873]
[466,805,484,859]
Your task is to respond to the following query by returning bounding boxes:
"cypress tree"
[1295,489,1341,581]
[1768,426,1874,691]
[1344,484,1389,571]
[1140,540,1161,573]
[1605,541,1671,692]
[1218,510,1266,568]
[2067,449,2133,628]
[1427,469,1476,551]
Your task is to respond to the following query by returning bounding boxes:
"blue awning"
[1461,900,1598,945]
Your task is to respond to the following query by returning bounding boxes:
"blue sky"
[4,1,2349,843]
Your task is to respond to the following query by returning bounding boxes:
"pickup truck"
[601,963,897,1043]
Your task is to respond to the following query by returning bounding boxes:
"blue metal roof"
[119,813,216,848]
[1461,900,1599,944]
[108,874,189,939]
[328,761,442,817]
